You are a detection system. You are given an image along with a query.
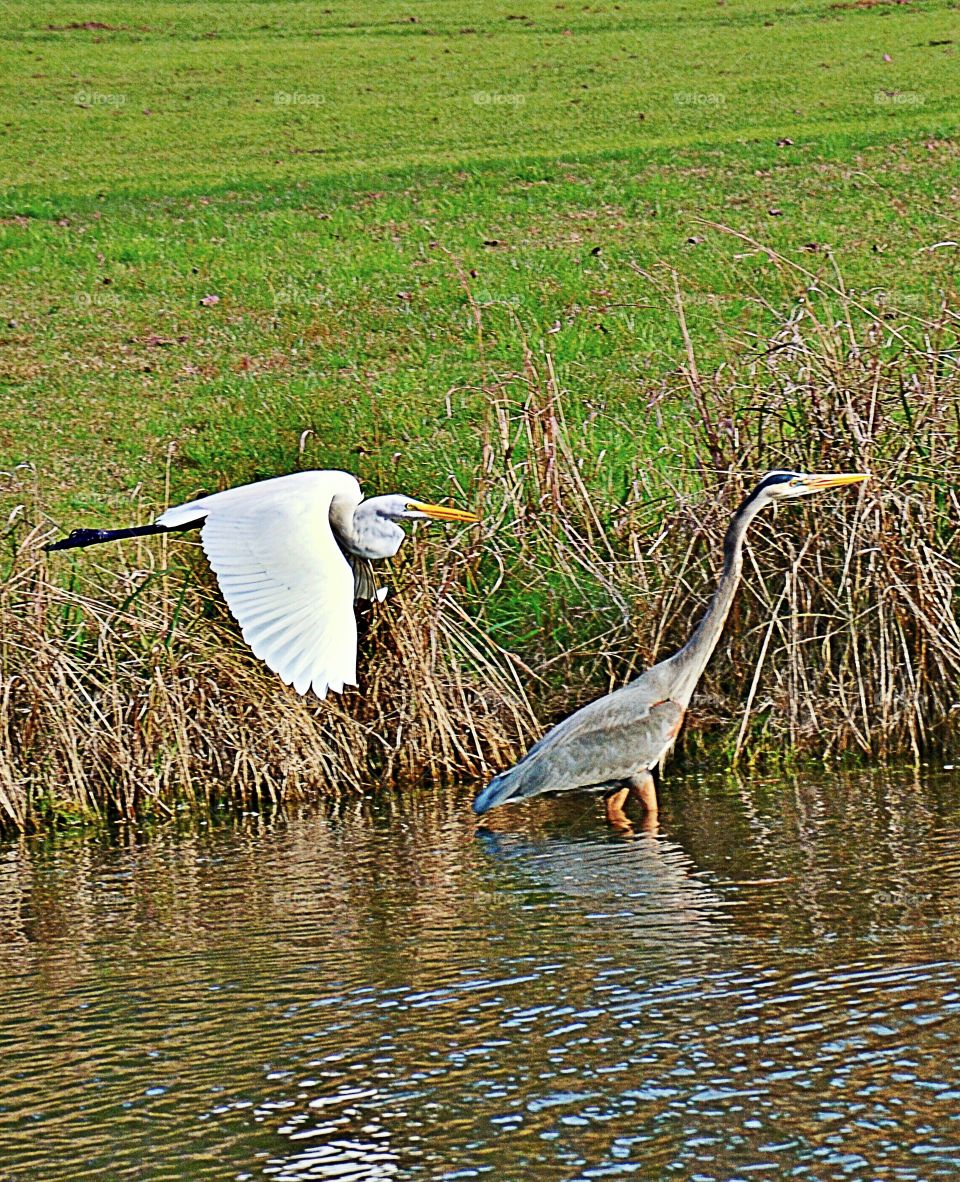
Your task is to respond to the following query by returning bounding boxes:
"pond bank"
[3,311,958,835]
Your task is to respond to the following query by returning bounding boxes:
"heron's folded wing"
[510,697,686,797]
[199,492,357,698]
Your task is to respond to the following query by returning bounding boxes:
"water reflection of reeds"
[3,772,960,1179]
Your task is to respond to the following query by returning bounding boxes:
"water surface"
[3,769,960,1180]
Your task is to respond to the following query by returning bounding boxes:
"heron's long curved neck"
[664,489,766,704]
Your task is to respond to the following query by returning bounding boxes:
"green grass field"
[2,0,958,522]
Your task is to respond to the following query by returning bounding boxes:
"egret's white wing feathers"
[200,501,356,697]
[159,471,363,699]
[156,470,362,530]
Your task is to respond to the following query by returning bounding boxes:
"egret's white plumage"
[47,469,478,700]
[164,472,360,698]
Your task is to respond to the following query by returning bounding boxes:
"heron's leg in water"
[628,770,658,817]
[604,786,631,829]
[605,772,658,830]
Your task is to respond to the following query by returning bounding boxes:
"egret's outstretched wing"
[163,472,361,698]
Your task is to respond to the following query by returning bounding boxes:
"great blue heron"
[45,469,478,698]
[473,470,868,827]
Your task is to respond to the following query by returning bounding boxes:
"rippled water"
[3,769,960,1180]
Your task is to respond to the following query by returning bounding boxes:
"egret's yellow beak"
[408,500,480,523]
[801,473,870,491]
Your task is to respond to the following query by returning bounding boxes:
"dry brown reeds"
[0,521,539,831]
[1,289,958,833]
[468,286,960,767]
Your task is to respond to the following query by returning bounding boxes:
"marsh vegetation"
[1,1,958,830]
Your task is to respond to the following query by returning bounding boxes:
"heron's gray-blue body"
[473,688,684,814]
[471,486,758,817]
[472,469,869,818]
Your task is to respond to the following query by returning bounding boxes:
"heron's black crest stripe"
[721,472,800,566]
[733,470,799,512]
[742,471,800,507]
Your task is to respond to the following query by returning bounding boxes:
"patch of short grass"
[2,1,957,528]
[2,0,958,190]
[2,134,958,529]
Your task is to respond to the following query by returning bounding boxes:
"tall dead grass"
[2,286,958,832]
[465,281,960,767]
[0,519,538,831]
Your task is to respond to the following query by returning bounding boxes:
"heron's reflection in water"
[475,815,730,953]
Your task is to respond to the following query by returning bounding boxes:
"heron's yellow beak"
[407,500,480,523]
[801,473,870,491]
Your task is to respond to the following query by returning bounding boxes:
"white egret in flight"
[46,470,479,699]
[473,470,868,828]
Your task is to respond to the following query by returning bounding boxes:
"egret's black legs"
[44,519,204,553]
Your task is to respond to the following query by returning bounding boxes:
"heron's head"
[368,494,479,524]
[751,470,869,504]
